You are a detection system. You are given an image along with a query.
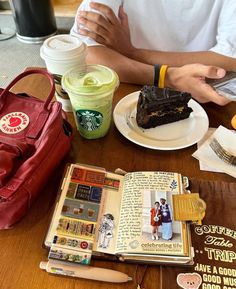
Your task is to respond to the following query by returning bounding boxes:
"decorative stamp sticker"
[71,167,105,186]
[104,177,120,190]
[75,184,91,200]
[56,217,96,240]
[49,246,91,264]
[66,182,78,199]
[52,235,93,251]
[62,198,100,222]
[66,182,102,203]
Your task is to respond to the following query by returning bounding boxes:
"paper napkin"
[196,128,223,173]
[192,126,236,178]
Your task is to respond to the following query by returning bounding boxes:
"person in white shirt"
[70,0,236,105]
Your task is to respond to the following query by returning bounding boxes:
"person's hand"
[165,64,230,105]
[77,2,135,56]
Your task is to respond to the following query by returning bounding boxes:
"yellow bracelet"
[158,65,168,88]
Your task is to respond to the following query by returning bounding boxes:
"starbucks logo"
[76,110,103,131]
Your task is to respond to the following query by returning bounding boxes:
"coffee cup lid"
[40,34,86,61]
[62,65,119,95]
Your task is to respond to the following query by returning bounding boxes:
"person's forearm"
[86,46,154,85]
[128,49,236,71]
[86,46,230,106]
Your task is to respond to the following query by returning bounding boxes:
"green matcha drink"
[62,65,119,139]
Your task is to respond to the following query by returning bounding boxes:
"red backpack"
[0,69,72,229]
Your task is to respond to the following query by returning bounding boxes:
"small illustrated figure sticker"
[98,213,115,249]
[177,273,202,289]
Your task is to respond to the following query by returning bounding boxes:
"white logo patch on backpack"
[0,112,29,134]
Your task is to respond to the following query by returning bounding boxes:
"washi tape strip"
[62,198,100,222]
[53,235,93,251]
[90,186,102,202]
[66,182,78,199]
[56,217,96,240]
[75,184,102,202]
[71,167,105,187]
[76,184,102,203]
[66,182,102,203]
[104,177,120,190]
[49,246,91,265]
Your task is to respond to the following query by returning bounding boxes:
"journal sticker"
[71,167,105,186]
[62,199,100,222]
[90,186,102,202]
[104,177,120,190]
[85,170,105,185]
[66,182,78,199]
[56,217,96,240]
[53,235,93,251]
[75,184,90,200]
[66,182,102,203]
[177,273,202,289]
[49,246,91,264]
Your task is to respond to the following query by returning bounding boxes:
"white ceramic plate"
[113,91,209,150]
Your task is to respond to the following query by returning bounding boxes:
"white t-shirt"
[71,0,236,58]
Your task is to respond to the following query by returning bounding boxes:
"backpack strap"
[0,69,55,111]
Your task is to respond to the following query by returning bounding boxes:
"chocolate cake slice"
[136,86,193,129]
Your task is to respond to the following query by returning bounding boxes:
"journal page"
[115,171,188,256]
[45,163,106,265]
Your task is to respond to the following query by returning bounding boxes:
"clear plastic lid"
[62,65,119,95]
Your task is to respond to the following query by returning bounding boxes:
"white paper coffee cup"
[40,34,87,112]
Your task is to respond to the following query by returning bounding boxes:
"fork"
[209,138,236,166]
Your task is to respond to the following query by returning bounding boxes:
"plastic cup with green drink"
[62,65,119,139]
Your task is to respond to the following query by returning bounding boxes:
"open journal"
[44,163,205,266]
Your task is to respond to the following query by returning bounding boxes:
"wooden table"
[0,70,235,289]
